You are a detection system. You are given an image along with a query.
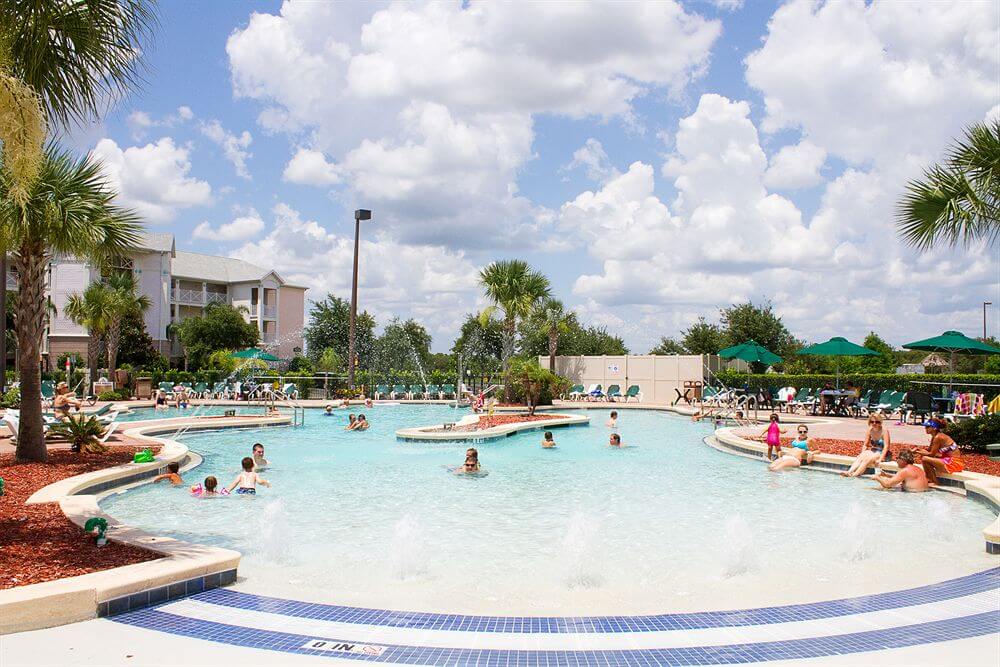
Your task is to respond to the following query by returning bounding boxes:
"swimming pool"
[102,405,996,615]
[115,405,269,422]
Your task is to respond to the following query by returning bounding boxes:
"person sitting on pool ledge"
[354,414,370,431]
[541,431,556,448]
[345,414,357,430]
[606,411,618,428]
[768,425,818,471]
[842,413,891,478]
[913,418,963,485]
[608,433,623,447]
[874,449,929,492]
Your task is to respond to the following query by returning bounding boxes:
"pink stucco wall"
[277,286,306,358]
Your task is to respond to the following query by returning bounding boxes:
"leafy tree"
[649,337,686,355]
[682,317,726,355]
[304,294,375,368]
[64,281,113,376]
[287,355,313,372]
[174,304,259,369]
[509,358,569,415]
[1,146,140,462]
[897,121,999,250]
[858,332,896,373]
[479,260,551,400]
[115,309,162,369]
[452,312,504,375]
[532,299,573,371]
[719,301,796,372]
[565,325,628,355]
[47,414,111,454]
[315,347,343,373]
[104,271,150,374]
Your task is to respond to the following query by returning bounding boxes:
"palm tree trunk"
[86,329,100,389]
[548,330,558,372]
[502,318,516,402]
[107,316,121,376]
[13,244,48,462]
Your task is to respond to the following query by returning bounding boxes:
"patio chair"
[41,380,55,406]
[391,384,408,400]
[3,412,52,442]
[880,391,906,418]
[157,381,175,397]
[440,384,456,399]
[902,391,933,424]
[624,385,642,402]
[700,386,719,405]
[281,383,299,399]
[606,384,622,402]
[587,384,604,401]
[374,384,390,400]
[567,384,585,400]
[425,384,441,399]
[192,382,209,398]
[408,384,425,399]
[210,381,227,399]
[790,389,814,413]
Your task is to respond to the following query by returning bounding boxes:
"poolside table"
[931,396,956,414]
[816,390,856,416]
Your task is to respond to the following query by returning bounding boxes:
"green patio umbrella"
[718,340,782,388]
[903,331,1000,386]
[231,348,280,362]
[796,337,877,390]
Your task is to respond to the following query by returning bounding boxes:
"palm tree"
[64,282,113,382]
[104,271,150,375]
[0,145,141,462]
[897,121,1000,250]
[535,298,572,372]
[479,260,551,401]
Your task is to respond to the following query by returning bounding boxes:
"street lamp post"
[985,301,993,340]
[348,209,372,391]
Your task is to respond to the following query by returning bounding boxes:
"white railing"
[173,288,204,304]
[206,291,228,305]
[250,303,258,317]
[263,304,277,319]
[5,272,16,290]
[261,331,276,344]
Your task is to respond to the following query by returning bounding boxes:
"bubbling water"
[721,514,757,577]
[562,512,604,589]
[840,501,879,562]
[388,515,429,580]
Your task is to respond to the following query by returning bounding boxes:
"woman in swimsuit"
[915,418,963,485]
[53,382,82,419]
[768,425,818,471]
[842,413,891,478]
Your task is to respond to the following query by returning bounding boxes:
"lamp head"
[354,209,372,221]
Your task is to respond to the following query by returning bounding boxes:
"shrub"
[945,414,1000,454]
[0,385,20,409]
[48,415,111,454]
[97,389,129,401]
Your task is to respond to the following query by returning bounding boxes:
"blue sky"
[77,0,999,352]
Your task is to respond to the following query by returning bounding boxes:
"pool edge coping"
[395,412,590,441]
[0,414,291,635]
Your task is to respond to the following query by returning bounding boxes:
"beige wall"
[277,286,305,358]
[541,354,717,404]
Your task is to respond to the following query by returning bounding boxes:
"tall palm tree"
[64,282,113,382]
[104,271,150,375]
[0,145,141,462]
[479,260,551,400]
[897,121,1000,250]
[535,298,572,372]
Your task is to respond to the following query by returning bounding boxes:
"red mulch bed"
[454,414,567,432]
[748,436,1000,476]
[0,446,162,589]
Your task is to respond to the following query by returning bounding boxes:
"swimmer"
[154,389,168,410]
[874,450,929,492]
[691,407,719,422]
[354,414,370,431]
[364,398,373,408]
[345,413,357,430]
[324,405,334,416]
[454,448,481,474]
[606,410,618,428]
[541,431,556,448]
[252,443,269,470]
[228,456,271,495]
[608,433,622,448]
[191,475,226,497]
[153,461,183,485]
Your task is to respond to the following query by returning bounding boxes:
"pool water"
[115,405,268,422]
[101,406,997,614]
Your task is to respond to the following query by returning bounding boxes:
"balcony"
[173,288,204,305]
[250,303,277,319]
[206,291,228,305]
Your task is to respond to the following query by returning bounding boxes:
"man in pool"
[345,414,357,430]
[541,431,556,448]
[252,443,269,470]
[874,450,929,492]
[609,433,622,447]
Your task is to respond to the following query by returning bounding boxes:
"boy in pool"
[608,433,623,448]
[606,411,618,428]
[153,461,183,486]
[874,450,929,492]
[324,405,334,416]
[252,443,269,470]
[355,414,370,431]
[454,447,481,474]
[541,431,556,448]
[345,414,357,430]
[228,456,271,495]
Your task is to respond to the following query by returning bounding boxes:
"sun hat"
[922,418,945,429]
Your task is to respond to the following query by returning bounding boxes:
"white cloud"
[91,137,212,223]
[193,209,265,242]
[125,106,195,140]
[200,120,253,179]
[763,140,826,190]
[711,0,744,11]
[564,139,617,182]
[282,148,341,186]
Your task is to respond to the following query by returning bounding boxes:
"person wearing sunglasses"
[841,413,892,478]
[768,424,818,471]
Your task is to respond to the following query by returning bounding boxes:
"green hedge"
[945,414,1000,454]
[714,371,1000,398]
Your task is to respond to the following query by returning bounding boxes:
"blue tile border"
[179,568,999,634]
[98,569,237,618]
[74,455,194,496]
[111,607,1000,665]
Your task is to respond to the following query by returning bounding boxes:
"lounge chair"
[790,389,815,413]
[3,412,51,442]
[391,384,408,400]
[192,382,209,398]
[606,384,622,402]
[567,384,585,400]
[408,384,425,399]
[281,383,299,399]
[41,380,55,406]
[157,381,174,397]
[624,385,641,402]
[440,384,456,399]
[425,384,442,399]
[586,384,604,401]
[374,384,390,400]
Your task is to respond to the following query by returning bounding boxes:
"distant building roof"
[172,251,277,283]
[134,232,176,254]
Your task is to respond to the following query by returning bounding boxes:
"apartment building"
[38,232,306,367]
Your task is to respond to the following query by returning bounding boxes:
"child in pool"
[324,405,334,416]
[191,475,228,497]
[354,414,370,431]
[606,411,618,428]
[252,443,269,470]
[345,414,357,430]
[455,447,480,472]
[153,461,183,485]
[228,457,271,495]
[541,431,556,448]
[760,413,785,461]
